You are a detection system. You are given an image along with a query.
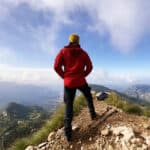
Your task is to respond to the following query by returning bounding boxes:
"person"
[54,33,96,142]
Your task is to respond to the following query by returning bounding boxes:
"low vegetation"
[9,95,87,150]
[8,92,150,150]
[0,103,48,149]
[106,92,150,117]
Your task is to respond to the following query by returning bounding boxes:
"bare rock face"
[130,137,143,145]
[111,126,134,143]
[101,128,110,136]
[109,125,150,150]
[145,136,150,146]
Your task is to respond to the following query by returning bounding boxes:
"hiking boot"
[64,127,72,142]
[91,113,97,120]
[66,132,72,142]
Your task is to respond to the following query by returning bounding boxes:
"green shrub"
[9,95,87,150]
[106,92,149,117]
[125,105,143,115]
[9,139,30,150]
[74,95,87,115]
[8,104,65,150]
[116,101,125,109]
[143,108,150,117]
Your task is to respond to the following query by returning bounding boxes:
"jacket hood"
[64,44,82,57]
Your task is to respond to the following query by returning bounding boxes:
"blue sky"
[0,0,150,88]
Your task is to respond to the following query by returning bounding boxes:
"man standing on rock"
[54,33,96,142]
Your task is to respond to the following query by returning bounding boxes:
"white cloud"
[0,66,63,88]
[84,0,150,52]
[0,65,150,88]
[95,0,150,52]
[87,68,150,86]
[87,68,108,84]
[0,0,150,53]
[26,23,60,54]
[0,0,74,55]
[0,0,149,91]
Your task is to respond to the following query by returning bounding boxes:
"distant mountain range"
[0,81,62,111]
[90,84,111,92]
[1,81,150,111]
[90,84,150,107]
[125,84,150,102]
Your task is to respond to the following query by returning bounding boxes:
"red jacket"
[54,44,93,88]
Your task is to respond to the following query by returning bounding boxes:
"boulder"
[25,146,35,150]
[55,128,64,138]
[48,132,55,141]
[38,142,48,148]
[111,126,134,142]
[101,128,110,136]
[145,136,150,146]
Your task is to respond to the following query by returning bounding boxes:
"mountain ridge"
[125,84,150,102]
[24,91,150,150]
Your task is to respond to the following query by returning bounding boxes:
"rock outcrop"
[26,96,150,150]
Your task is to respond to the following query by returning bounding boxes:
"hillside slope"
[26,95,150,150]
[0,102,49,149]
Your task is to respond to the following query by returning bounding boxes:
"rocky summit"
[25,95,150,150]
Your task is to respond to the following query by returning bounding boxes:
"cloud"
[0,0,150,53]
[87,68,108,84]
[0,65,150,88]
[0,65,63,88]
[98,0,150,52]
[0,1,149,92]
[88,68,150,86]
[25,23,60,54]
[0,1,71,55]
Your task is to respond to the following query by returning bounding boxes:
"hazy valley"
[0,81,62,111]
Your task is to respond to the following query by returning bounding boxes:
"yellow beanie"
[69,33,80,44]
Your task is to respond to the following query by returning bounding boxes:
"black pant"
[64,84,96,136]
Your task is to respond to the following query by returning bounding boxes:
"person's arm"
[54,50,64,79]
[84,52,93,77]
